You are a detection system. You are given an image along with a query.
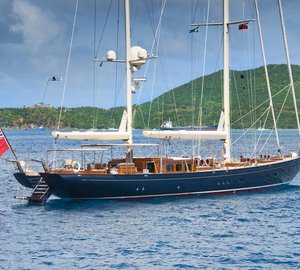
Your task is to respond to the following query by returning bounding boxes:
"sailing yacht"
[17,0,300,203]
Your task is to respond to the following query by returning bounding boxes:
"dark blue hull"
[44,157,300,200]
[13,172,41,188]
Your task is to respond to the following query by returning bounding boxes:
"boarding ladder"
[27,177,52,204]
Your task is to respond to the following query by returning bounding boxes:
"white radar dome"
[138,48,147,59]
[106,50,116,61]
[130,46,148,67]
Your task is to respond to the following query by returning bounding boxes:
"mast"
[124,0,133,161]
[223,0,231,161]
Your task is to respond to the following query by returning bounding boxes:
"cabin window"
[166,164,174,172]
[175,164,182,171]
[185,164,192,171]
[146,162,155,173]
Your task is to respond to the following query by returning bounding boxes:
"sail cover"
[52,130,130,141]
[144,111,226,141]
[52,110,130,141]
[143,130,226,141]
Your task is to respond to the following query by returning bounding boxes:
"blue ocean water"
[1,130,300,269]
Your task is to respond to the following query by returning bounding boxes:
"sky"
[1,0,300,109]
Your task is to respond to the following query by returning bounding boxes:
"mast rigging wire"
[254,0,280,149]
[133,0,167,128]
[57,0,79,130]
[277,0,300,137]
[94,0,113,58]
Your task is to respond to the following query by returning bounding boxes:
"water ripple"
[1,130,300,269]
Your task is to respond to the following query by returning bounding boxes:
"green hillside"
[134,64,300,129]
[1,64,300,129]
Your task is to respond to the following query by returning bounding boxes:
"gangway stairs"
[27,177,52,204]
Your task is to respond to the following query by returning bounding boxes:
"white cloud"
[10,0,62,54]
[1,0,300,109]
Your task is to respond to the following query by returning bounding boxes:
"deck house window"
[146,162,155,173]
[185,164,192,171]
[175,164,182,171]
[166,164,174,172]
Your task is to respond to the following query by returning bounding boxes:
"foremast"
[51,0,149,148]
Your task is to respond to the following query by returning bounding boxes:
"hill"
[1,64,300,129]
[134,64,300,129]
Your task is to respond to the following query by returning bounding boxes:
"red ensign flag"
[0,129,10,157]
[238,23,248,30]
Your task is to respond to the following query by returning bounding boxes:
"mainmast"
[223,0,231,161]
[125,0,133,161]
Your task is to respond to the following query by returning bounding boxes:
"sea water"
[0,130,300,269]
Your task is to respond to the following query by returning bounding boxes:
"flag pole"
[0,128,18,160]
